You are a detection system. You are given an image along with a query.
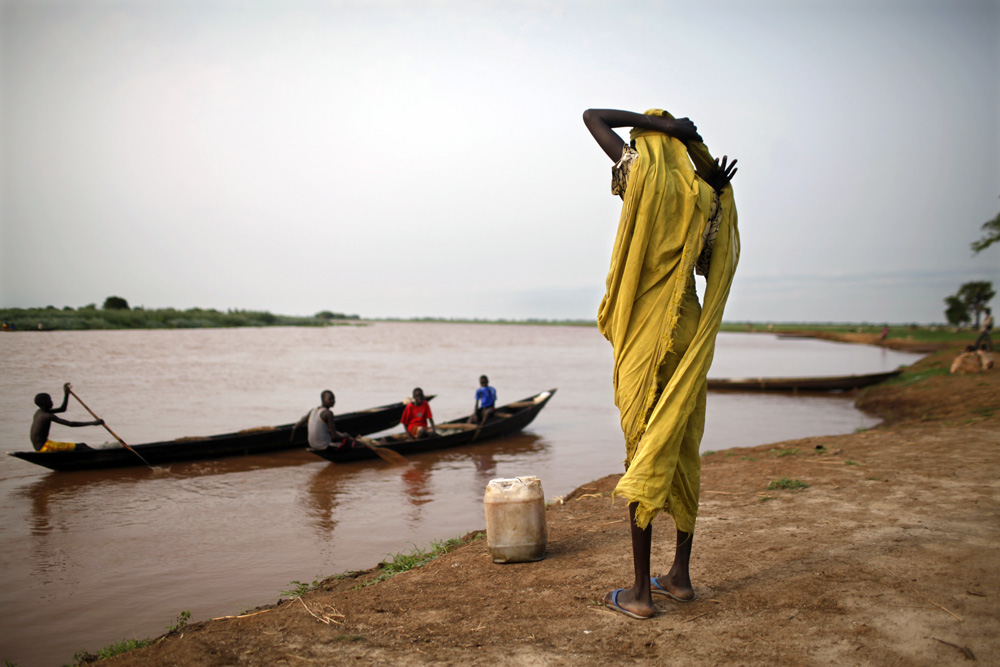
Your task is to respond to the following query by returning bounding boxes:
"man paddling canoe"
[30,382,104,452]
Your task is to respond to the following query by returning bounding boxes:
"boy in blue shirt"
[472,375,497,425]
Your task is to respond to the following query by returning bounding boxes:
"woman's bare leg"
[652,529,695,600]
[603,502,656,617]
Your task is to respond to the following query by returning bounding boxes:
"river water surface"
[0,323,919,665]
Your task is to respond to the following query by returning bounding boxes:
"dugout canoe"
[7,397,431,472]
[310,389,556,464]
[706,370,901,392]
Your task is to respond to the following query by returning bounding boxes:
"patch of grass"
[71,637,152,664]
[701,450,717,457]
[359,535,467,588]
[281,578,325,599]
[767,478,810,491]
[775,447,800,457]
[165,610,191,634]
[845,460,859,466]
[971,406,997,418]
[885,366,950,388]
[759,495,776,502]
[740,456,757,461]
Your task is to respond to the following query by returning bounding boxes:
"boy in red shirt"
[401,387,436,439]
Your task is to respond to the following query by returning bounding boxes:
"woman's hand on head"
[665,117,703,144]
[705,155,738,192]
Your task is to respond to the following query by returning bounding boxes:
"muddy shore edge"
[97,338,998,666]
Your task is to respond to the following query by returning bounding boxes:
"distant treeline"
[375,317,596,327]
[719,321,972,343]
[0,304,361,331]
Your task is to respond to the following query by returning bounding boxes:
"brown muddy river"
[0,323,919,665]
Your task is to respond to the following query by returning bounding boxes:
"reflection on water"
[0,324,920,666]
[301,434,549,538]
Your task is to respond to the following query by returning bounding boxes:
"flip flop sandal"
[650,577,696,602]
[604,588,654,620]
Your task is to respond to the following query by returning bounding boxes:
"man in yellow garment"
[583,108,739,620]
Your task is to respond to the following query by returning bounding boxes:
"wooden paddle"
[67,387,154,469]
[353,436,408,466]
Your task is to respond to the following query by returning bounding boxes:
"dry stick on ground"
[211,609,275,621]
[298,597,344,625]
[933,638,976,660]
[878,566,964,622]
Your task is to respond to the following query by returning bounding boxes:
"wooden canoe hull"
[706,370,901,392]
[311,389,557,463]
[7,398,429,472]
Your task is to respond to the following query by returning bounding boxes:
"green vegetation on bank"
[0,302,360,331]
[377,319,979,343]
[719,322,976,344]
[1,295,986,339]
[359,534,478,588]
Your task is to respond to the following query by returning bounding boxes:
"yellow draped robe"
[597,111,740,532]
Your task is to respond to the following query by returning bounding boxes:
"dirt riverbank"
[100,341,999,666]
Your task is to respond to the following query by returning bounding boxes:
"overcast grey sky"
[2,0,997,322]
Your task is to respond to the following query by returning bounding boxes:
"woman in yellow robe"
[583,108,739,620]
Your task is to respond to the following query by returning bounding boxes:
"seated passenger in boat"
[31,382,104,452]
[292,390,356,451]
[401,387,436,439]
[470,375,497,426]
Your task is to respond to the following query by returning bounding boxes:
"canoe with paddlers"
[310,389,557,464]
[8,397,432,472]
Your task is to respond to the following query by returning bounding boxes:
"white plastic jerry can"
[484,476,547,563]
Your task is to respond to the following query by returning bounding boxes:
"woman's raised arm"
[582,109,703,162]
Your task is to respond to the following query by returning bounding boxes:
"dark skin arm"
[30,411,103,450]
[291,409,352,442]
[51,383,71,414]
[582,108,737,192]
[290,412,309,442]
[320,408,350,441]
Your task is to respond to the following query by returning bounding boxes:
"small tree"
[103,296,130,310]
[971,207,1000,254]
[944,295,970,327]
[956,281,995,328]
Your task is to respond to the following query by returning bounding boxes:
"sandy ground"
[99,341,999,666]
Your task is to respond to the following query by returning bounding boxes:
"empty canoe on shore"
[7,397,432,472]
[706,370,901,392]
[311,389,556,464]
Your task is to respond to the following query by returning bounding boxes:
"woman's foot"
[603,588,656,619]
[650,575,695,602]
